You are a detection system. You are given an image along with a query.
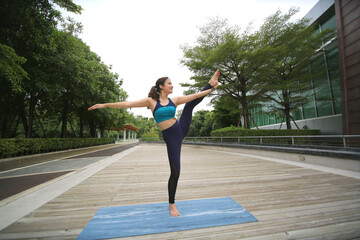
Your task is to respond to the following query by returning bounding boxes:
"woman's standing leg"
[162,122,183,216]
[165,135,182,204]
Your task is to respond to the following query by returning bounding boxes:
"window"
[325,42,341,114]
[311,54,333,117]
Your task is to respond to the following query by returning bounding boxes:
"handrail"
[182,135,360,148]
[140,135,360,148]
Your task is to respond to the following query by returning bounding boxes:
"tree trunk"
[290,115,300,129]
[61,108,68,138]
[12,116,21,137]
[242,107,251,129]
[61,95,73,138]
[240,87,251,129]
[285,110,292,129]
[79,113,84,138]
[69,119,77,137]
[27,97,37,138]
[279,115,285,130]
[249,114,259,130]
[237,113,242,128]
[19,101,29,137]
[100,125,104,138]
[1,117,8,138]
[51,120,61,138]
[35,111,46,137]
[0,112,16,137]
[89,119,96,138]
[283,90,292,130]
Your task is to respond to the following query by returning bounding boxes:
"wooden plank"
[343,3,360,26]
[344,27,360,46]
[239,220,360,240]
[342,0,360,18]
[341,0,353,8]
[346,58,360,78]
[345,40,360,57]
[343,17,360,36]
[0,144,359,240]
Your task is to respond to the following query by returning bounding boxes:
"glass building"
[250,0,342,134]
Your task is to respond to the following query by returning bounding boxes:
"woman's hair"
[148,77,168,102]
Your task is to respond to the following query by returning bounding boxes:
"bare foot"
[209,69,220,87]
[169,203,180,217]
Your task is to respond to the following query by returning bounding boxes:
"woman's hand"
[88,104,105,111]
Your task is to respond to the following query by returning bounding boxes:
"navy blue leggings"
[162,83,212,204]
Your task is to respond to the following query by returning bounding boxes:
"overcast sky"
[61,0,319,118]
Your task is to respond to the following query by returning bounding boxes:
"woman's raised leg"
[179,70,219,135]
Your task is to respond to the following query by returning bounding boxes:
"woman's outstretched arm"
[173,70,219,106]
[172,87,214,106]
[88,97,153,111]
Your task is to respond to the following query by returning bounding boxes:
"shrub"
[0,138,114,158]
[211,127,321,137]
[141,131,160,141]
[210,127,321,145]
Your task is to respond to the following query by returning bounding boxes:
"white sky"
[62,0,319,118]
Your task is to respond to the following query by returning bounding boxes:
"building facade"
[251,0,359,137]
[335,0,360,140]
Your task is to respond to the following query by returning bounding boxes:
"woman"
[88,70,219,217]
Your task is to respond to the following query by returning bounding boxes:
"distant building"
[250,0,359,138]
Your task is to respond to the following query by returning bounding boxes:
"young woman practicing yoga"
[88,70,220,217]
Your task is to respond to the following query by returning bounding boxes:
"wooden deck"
[1,143,360,239]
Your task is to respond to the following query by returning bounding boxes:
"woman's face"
[161,78,173,94]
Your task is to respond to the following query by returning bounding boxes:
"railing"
[182,135,360,148]
[140,135,360,148]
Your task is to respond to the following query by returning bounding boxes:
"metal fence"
[181,135,360,148]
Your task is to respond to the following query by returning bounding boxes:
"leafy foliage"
[256,8,336,129]
[141,131,160,141]
[182,8,336,130]
[0,138,113,158]
[181,17,267,129]
[0,43,28,93]
[0,0,153,139]
[211,127,321,137]
[187,110,215,137]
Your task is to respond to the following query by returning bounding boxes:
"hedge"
[211,126,321,137]
[141,131,160,141]
[210,127,321,145]
[0,138,114,158]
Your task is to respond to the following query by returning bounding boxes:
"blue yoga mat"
[77,197,257,240]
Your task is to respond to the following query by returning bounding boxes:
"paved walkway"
[0,143,138,201]
[0,143,359,239]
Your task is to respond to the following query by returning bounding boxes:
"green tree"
[181,18,267,129]
[187,110,214,137]
[202,111,215,136]
[256,8,336,129]
[81,61,126,138]
[130,115,159,138]
[0,0,82,137]
[212,95,242,129]
[0,44,28,137]
[0,43,28,93]
[0,0,131,139]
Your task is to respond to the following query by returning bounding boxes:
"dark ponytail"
[148,77,168,102]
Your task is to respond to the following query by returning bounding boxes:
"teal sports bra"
[153,98,176,123]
